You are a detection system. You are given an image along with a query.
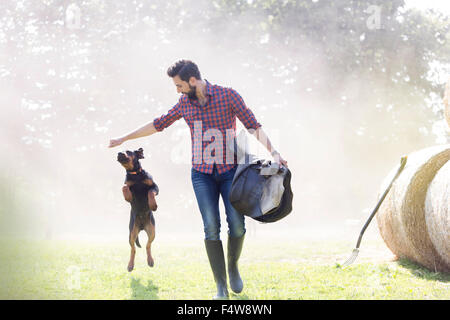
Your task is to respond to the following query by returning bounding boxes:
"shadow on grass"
[130,277,159,300]
[232,293,250,300]
[397,258,450,283]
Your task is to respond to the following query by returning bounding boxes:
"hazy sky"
[406,0,450,14]
[1,0,448,241]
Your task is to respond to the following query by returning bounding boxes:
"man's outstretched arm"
[109,103,182,148]
[109,121,158,148]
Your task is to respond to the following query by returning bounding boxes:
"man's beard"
[186,84,197,100]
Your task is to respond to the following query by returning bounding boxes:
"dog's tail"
[136,236,141,248]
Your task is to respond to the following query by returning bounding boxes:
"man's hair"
[167,60,201,82]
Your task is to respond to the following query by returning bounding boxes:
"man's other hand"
[273,153,288,168]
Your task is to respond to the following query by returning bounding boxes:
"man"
[109,60,287,299]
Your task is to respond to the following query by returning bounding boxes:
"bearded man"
[109,60,287,299]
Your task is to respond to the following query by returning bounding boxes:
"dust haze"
[0,1,447,243]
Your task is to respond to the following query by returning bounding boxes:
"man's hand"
[109,137,125,148]
[272,152,288,168]
[108,121,157,148]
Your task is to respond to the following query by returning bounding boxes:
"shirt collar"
[188,80,212,107]
[204,79,213,97]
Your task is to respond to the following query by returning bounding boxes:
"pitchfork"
[341,155,408,267]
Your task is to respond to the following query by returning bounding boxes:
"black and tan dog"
[117,148,159,272]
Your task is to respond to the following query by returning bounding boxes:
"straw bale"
[377,145,450,272]
[425,161,450,267]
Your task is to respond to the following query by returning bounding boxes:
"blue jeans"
[191,165,245,241]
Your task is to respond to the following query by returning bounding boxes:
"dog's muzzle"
[117,152,129,164]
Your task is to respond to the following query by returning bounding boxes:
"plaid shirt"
[153,80,262,174]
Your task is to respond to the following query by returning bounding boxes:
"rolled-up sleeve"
[228,88,262,131]
[153,102,182,132]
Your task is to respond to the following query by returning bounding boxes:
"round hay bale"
[377,144,450,273]
[425,161,450,267]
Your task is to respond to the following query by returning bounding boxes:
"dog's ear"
[135,148,144,159]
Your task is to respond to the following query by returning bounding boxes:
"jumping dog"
[117,148,158,272]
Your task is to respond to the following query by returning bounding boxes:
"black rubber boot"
[227,234,245,293]
[204,240,229,300]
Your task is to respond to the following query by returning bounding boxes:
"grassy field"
[0,236,449,300]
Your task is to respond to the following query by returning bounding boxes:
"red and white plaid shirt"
[153,80,262,174]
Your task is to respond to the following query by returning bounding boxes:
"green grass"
[0,237,448,300]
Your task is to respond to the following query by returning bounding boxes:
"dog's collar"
[127,168,142,175]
